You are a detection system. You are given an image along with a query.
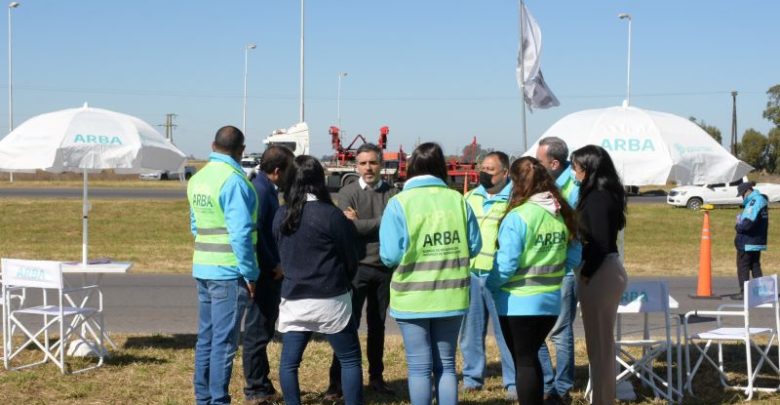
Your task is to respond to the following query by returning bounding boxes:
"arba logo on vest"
[73,134,123,145]
[192,194,214,208]
[423,231,461,248]
[534,231,566,247]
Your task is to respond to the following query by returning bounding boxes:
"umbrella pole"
[82,169,88,266]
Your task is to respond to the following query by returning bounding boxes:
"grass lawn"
[0,199,777,277]
[0,335,778,404]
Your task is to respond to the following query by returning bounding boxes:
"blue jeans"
[280,319,364,405]
[538,273,577,397]
[396,316,462,405]
[459,272,516,391]
[194,278,248,405]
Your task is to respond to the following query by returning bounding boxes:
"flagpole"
[519,0,528,153]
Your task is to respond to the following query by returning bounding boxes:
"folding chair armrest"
[684,309,745,328]
[2,285,26,294]
[716,303,745,311]
[684,310,744,318]
[63,285,100,294]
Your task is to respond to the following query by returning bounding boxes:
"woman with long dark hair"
[569,145,628,405]
[272,155,363,405]
[486,156,578,405]
[379,142,482,405]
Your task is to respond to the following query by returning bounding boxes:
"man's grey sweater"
[336,180,398,268]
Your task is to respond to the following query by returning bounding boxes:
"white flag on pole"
[517,2,559,110]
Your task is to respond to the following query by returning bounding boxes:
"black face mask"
[479,171,507,194]
[478,171,494,189]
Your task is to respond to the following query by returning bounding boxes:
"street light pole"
[7,2,19,183]
[299,0,305,123]
[337,72,347,129]
[242,43,256,136]
[618,13,632,106]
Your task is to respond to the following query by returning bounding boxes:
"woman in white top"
[273,155,363,405]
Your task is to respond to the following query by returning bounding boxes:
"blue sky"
[2,0,778,158]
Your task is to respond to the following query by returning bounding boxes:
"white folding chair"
[584,281,683,403]
[1,258,105,374]
[1,270,26,362]
[684,274,780,400]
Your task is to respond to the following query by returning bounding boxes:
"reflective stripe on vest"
[465,191,507,272]
[187,161,258,267]
[391,185,471,314]
[395,256,470,274]
[196,227,228,235]
[391,277,471,292]
[501,202,568,297]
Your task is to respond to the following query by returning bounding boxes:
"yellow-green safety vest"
[391,185,471,314]
[559,175,577,207]
[187,161,258,267]
[501,202,568,297]
[465,191,507,272]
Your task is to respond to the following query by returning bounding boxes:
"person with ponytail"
[486,156,579,405]
[570,144,628,405]
[272,155,363,405]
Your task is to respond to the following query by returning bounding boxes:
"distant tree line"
[734,85,780,173]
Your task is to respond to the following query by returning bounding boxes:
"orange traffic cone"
[691,207,720,299]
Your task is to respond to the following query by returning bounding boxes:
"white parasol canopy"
[525,105,752,186]
[0,104,187,265]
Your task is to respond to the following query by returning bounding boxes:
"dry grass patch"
[0,335,778,404]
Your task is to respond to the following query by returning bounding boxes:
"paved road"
[0,187,187,200]
[36,274,761,338]
[0,187,669,204]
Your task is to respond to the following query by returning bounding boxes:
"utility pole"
[730,91,738,156]
[159,113,178,145]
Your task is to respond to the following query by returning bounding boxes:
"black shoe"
[323,385,343,401]
[543,393,563,405]
[245,392,281,405]
[732,292,744,300]
[368,378,395,395]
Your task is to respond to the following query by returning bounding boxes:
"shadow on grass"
[451,340,780,404]
[123,333,197,350]
[105,352,170,367]
[536,342,778,405]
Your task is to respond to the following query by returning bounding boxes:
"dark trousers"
[329,264,392,387]
[499,315,557,405]
[242,271,282,399]
[737,250,763,291]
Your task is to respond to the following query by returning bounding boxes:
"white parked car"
[667,178,780,209]
[139,166,196,181]
[240,157,259,177]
